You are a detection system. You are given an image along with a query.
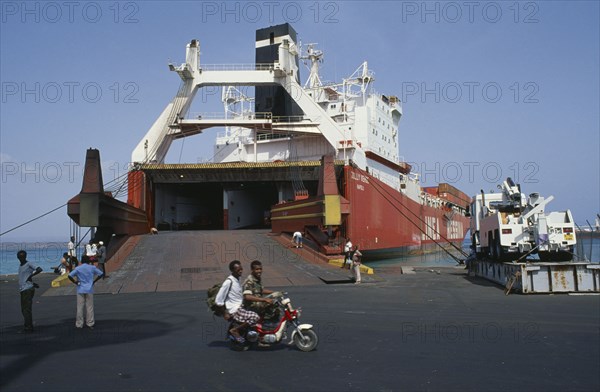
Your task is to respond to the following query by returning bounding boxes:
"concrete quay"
[1,230,598,391]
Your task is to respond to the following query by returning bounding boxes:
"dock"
[1,230,599,391]
[471,258,600,294]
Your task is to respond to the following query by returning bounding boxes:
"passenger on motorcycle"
[242,260,277,320]
[215,260,260,342]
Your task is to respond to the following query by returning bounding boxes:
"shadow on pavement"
[0,318,172,388]
[462,275,506,291]
[207,339,295,352]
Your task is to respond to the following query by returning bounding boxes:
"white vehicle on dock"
[470,178,576,261]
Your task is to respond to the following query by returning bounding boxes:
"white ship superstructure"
[131,24,465,217]
[213,48,405,189]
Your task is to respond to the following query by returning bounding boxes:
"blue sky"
[1,1,599,241]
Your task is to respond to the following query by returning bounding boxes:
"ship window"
[270,33,274,45]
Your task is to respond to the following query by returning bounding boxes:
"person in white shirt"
[85,241,98,263]
[68,236,76,258]
[17,250,42,333]
[343,238,353,269]
[215,260,260,342]
[292,231,303,248]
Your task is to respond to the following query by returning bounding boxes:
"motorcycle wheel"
[293,329,318,352]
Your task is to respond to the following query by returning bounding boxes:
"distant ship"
[68,24,470,259]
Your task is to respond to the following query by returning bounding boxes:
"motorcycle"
[228,292,318,352]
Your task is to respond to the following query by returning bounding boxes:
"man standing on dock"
[68,236,76,258]
[97,241,107,279]
[68,258,103,329]
[17,250,42,333]
[352,245,363,284]
[343,238,353,269]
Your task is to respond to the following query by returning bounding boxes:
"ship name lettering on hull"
[447,220,464,240]
[350,171,369,184]
[422,216,440,241]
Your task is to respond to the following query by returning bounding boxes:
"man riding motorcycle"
[242,260,278,321]
[215,260,260,342]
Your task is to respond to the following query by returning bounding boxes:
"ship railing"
[272,115,309,123]
[215,129,293,143]
[194,113,309,123]
[255,132,293,142]
[188,112,273,120]
[199,63,274,71]
[371,88,403,110]
[218,131,291,143]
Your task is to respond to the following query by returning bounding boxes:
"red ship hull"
[271,157,470,259]
[343,166,469,258]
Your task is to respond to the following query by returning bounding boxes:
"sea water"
[0,242,85,275]
[1,238,598,275]
[365,236,600,269]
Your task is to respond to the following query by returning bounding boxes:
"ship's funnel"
[255,23,303,117]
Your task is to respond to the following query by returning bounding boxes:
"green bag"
[206,277,232,316]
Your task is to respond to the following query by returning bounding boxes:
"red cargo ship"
[68,24,470,260]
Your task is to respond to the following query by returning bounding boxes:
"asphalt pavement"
[1,265,599,392]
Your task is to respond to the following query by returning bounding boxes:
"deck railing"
[199,63,274,71]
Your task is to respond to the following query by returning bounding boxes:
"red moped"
[228,292,318,352]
